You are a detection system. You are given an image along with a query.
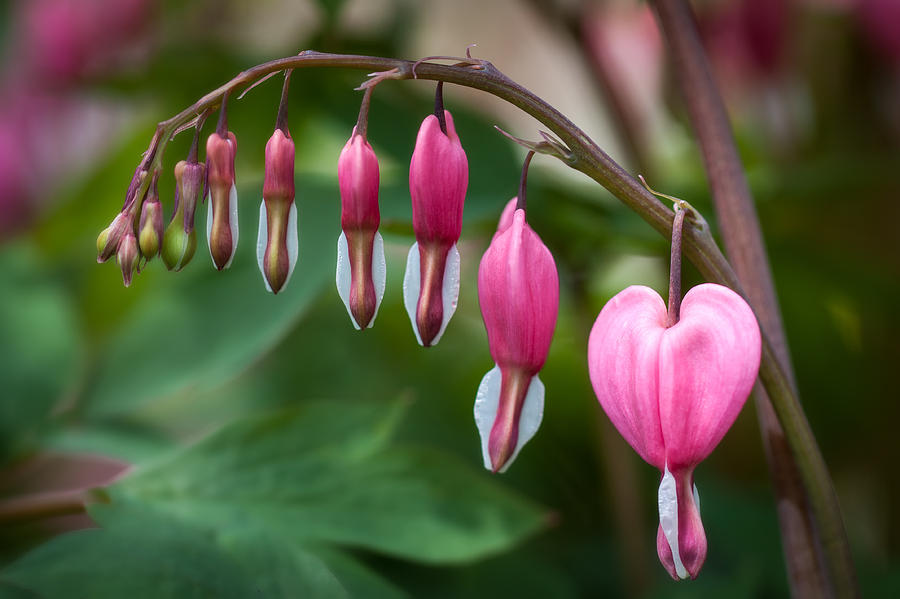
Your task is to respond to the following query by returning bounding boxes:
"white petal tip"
[401,242,461,346]
[473,366,544,473]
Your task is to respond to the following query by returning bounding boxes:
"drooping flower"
[402,90,468,346]
[474,198,558,473]
[336,125,385,329]
[588,283,761,579]
[206,124,238,270]
[257,72,298,294]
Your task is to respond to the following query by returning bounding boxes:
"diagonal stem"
[650,1,857,597]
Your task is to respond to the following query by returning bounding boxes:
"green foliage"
[1,400,545,597]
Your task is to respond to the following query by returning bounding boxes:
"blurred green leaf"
[0,500,348,599]
[0,244,81,458]
[114,398,545,564]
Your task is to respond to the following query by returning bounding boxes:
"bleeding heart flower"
[474,198,558,473]
[402,89,468,347]
[588,283,760,579]
[336,126,385,329]
[162,157,205,272]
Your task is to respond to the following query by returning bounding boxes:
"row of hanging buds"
[588,187,762,580]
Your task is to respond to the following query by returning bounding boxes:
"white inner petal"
[371,232,386,325]
[256,200,272,293]
[658,464,688,579]
[401,242,460,346]
[224,183,239,269]
[473,365,545,473]
[402,243,423,345]
[335,232,360,330]
[283,202,299,289]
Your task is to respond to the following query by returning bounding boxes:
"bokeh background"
[1,0,898,596]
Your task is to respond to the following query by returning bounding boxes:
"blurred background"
[0,0,898,596]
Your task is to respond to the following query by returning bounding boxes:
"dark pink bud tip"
[487,368,533,472]
[415,242,451,347]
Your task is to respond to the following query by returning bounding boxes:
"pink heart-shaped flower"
[588,283,760,579]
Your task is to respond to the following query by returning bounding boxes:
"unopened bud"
[257,128,298,294]
[162,159,205,271]
[402,109,468,346]
[336,127,385,329]
[97,212,130,263]
[138,178,163,260]
[206,131,238,270]
[117,229,140,287]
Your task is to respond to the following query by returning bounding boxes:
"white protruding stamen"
[402,242,461,346]
[658,464,688,579]
[337,232,387,330]
[693,483,700,516]
[473,365,545,473]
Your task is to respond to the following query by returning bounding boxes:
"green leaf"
[0,500,348,599]
[113,399,546,564]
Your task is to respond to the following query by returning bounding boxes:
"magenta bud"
[116,229,140,287]
[336,127,385,329]
[473,207,559,472]
[402,111,468,346]
[588,283,761,579]
[206,131,238,270]
[175,159,206,235]
[256,128,298,294]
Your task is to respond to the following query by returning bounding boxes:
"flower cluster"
[97,68,764,582]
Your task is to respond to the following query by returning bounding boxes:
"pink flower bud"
[588,283,761,579]
[256,128,298,294]
[336,127,385,329]
[206,130,238,270]
[402,110,468,346]
[473,206,559,473]
[116,228,140,287]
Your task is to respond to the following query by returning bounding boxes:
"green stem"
[124,55,848,593]
[650,1,857,597]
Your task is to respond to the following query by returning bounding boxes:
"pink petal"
[477,209,558,372]
[658,283,761,468]
[409,111,468,245]
[587,285,667,468]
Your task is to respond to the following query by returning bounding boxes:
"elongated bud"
[402,107,468,346]
[206,130,238,270]
[257,128,297,294]
[138,174,163,259]
[336,126,385,329]
[162,159,205,271]
[474,206,558,472]
[117,228,140,287]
